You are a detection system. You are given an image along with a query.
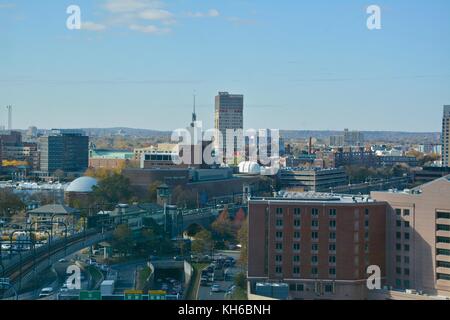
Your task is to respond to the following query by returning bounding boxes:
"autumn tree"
[237,218,248,265]
[191,229,213,256]
[211,208,235,241]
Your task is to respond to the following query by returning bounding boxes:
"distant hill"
[27,127,439,144]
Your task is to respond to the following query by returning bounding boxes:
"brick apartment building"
[248,192,387,300]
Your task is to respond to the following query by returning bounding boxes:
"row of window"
[275,219,337,229]
[275,207,369,217]
[396,255,410,264]
[396,232,410,240]
[275,266,336,276]
[276,255,337,264]
[275,243,337,252]
[396,244,410,251]
[396,267,410,276]
[437,248,450,256]
[396,220,410,228]
[395,208,410,216]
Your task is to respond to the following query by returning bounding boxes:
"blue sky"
[1,0,450,132]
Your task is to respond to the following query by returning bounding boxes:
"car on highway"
[211,284,221,293]
[58,258,67,263]
[39,287,54,298]
[200,277,209,286]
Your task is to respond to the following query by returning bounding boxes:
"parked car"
[211,284,221,293]
[200,277,209,287]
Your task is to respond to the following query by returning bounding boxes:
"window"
[404,233,410,240]
[294,208,301,216]
[329,244,336,252]
[312,243,319,252]
[311,267,318,275]
[329,209,337,217]
[437,224,450,231]
[329,232,336,240]
[293,243,300,251]
[294,231,301,239]
[364,220,369,228]
[437,261,450,268]
[403,209,410,216]
[396,267,402,275]
[437,248,450,256]
[437,212,450,219]
[276,219,283,227]
[365,208,370,216]
[329,268,336,276]
[437,236,450,244]
[329,220,336,228]
[294,219,301,227]
[312,232,319,240]
[276,243,283,250]
[396,243,402,251]
[311,208,319,217]
[293,267,300,275]
[404,280,410,289]
[404,268,410,276]
[329,256,336,264]
[404,244,410,252]
[275,266,282,274]
[396,220,402,227]
[275,255,282,262]
[404,221,410,228]
[325,284,334,293]
[311,255,318,264]
[396,232,401,240]
[276,208,283,215]
[293,255,300,263]
[395,209,402,216]
[404,256,410,264]
[311,220,319,228]
[436,273,450,281]
[396,255,401,263]
[276,231,283,239]
[296,284,304,292]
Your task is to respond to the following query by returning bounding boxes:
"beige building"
[443,105,450,167]
[371,176,450,297]
[214,92,244,164]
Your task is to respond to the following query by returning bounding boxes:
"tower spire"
[191,91,197,126]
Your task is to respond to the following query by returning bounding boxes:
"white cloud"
[129,24,170,34]
[104,0,162,13]
[81,22,107,31]
[187,9,220,18]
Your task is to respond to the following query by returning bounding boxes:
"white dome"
[238,161,261,174]
[66,177,98,193]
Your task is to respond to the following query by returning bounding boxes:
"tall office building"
[214,92,244,164]
[442,105,450,167]
[38,129,89,175]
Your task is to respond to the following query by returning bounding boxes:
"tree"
[212,209,235,240]
[112,224,133,256]
[237,218,248,264]
[171,185,197,209]
[148,181,162,202]
[93,173,132,207]
[191,229,213,256]
[233,208,246,229]
[0,190,25,217]
[234,272,247,290]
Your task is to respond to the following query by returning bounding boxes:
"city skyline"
[1,0,450,131]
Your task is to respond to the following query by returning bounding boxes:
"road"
[197,251,242,301]
[110,260,147,294]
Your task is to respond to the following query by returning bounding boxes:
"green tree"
[0,190,25,217]
[112,224,133,256]
[234,272,247,290]
[93,173,132,207]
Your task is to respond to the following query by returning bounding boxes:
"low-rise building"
[279,167,348,192]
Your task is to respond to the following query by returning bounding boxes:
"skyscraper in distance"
[214,92,244,164]
[443,105,450,167]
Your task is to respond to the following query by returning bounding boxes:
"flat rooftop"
[251,191,375,204]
